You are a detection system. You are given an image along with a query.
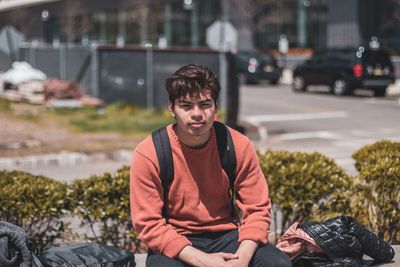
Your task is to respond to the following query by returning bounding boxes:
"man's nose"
[191,105,203,118]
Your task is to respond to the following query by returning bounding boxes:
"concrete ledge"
[135,254,146,267]
[134,245,399,267]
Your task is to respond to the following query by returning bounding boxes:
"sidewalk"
[133,245,399,267]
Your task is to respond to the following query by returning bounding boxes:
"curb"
[387,79,400,96]
[133,245,400,267]
[0,150,132,169]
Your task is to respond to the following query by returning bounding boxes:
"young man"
[130,65,291,267]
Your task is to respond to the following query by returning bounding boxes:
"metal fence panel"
[98,48,220,108]
[66,47,92,91]
[98,50,147,106]
[19,47,60,78]
[14,45,226,109]
[19,46,93,94]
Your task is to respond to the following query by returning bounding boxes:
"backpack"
[0,221,42,267]
[38,243,135,267]
[0,222,134,267]
[151,121,239,223]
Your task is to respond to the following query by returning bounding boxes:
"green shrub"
[0,170,70,251]
[352,140,400,172]
[351,147,400,244]
[69,166,140,251]
[259,151,353,235]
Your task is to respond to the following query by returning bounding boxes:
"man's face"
[169,90,218,147]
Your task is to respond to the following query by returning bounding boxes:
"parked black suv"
[292,47,395,96]
[236,50,282,84]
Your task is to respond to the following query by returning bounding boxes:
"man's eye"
[201,103,211,107]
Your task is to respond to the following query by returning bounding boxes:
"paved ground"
[133,246,399,266]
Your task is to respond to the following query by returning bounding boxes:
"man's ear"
[168,101,175,117]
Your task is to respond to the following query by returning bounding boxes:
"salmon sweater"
[130,124,271,258]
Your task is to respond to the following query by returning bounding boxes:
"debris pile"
[0,61,102,107]
[44,79,82,100]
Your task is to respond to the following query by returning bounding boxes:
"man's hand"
[196,252,239,267]
[225,240,259,267]
[225,257,248,267]
[178,245,238,267]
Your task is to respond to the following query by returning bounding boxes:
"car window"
[362,50,392,65]
[327,55,353,64]
[236,54,249,61]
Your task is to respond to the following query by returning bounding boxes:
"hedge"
[352,140,400,244]
[259,150,353,235]
[69,166,140,251]
[0,170,69,251]
[352,139,400,172]
[1,139,398,250]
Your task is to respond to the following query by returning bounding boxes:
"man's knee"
[253,253,292,267]
[146,252,188,267]
[269,255,292,267]
[252,244,292,267]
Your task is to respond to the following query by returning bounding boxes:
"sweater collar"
[167,124,216,153]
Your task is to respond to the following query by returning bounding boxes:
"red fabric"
[130,124,271,258]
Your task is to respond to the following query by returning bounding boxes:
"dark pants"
[146,229,291,267]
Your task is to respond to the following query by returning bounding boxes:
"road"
[240,83,400,174]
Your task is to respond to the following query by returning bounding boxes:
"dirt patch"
[0,110,141,157]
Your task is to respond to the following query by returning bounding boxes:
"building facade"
[1,0,400,52]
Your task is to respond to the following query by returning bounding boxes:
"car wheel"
[292,75,307,92]
[374,87,387,97]
[331,79,350,96]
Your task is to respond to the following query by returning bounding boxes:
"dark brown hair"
[165,64,221,104]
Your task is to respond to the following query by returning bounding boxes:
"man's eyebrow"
[199,99,213,103]
[178,99,192,104]
[178,99,212,104]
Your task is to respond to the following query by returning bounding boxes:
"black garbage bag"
[38,243,135,267]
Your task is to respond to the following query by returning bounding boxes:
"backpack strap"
[151,127,174,221]
[213,121,237,196]
[213,121,238,223]
[151,122,238,223]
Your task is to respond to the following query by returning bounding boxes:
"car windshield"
[312,49,355,64]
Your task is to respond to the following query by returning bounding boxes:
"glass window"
[125,10,141,44]
[253,0,327,50]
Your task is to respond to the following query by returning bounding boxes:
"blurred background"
[0,0,399,257]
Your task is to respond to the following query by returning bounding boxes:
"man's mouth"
[189,122,205,128]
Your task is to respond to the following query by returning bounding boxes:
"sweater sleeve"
[234,142,271,245]
[130,150,191,258]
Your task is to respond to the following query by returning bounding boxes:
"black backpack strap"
[213,121,237,191]
[152,127,174,221]
[213,121,239,223]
